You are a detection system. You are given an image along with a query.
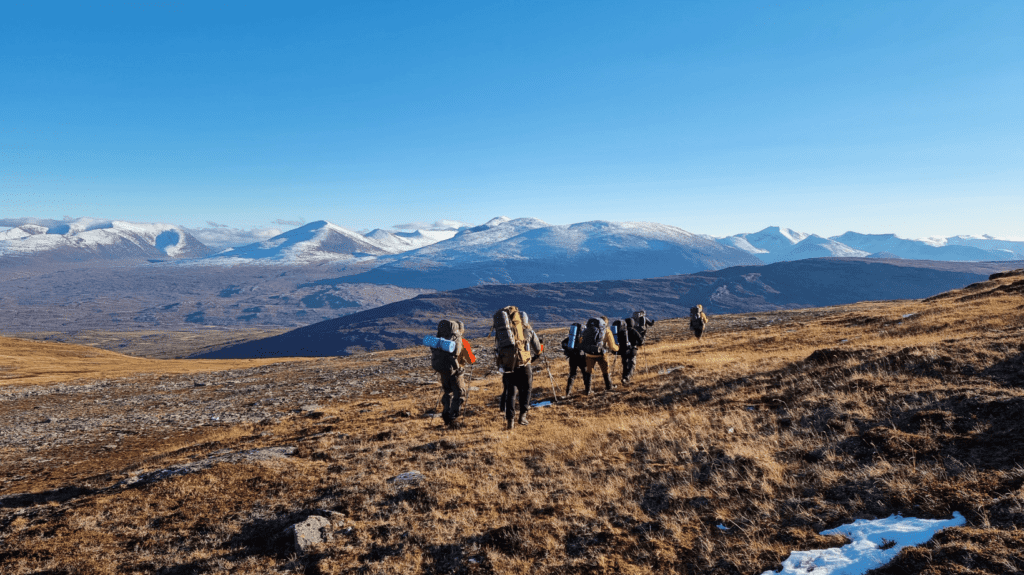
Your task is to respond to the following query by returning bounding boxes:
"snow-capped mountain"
[383,217,553,266]
[784,234,870,259]
[338,218,763,289]
[207,220,393,263]
[362,228,458,253]
[715,227,868,263]
[0,219,212,262]
[831,232,1024,261]
[717,227,1022,263]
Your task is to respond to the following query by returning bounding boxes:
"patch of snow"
[761,512,965,575]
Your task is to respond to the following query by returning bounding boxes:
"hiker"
[619,317,644,385]
[561,323,590,397]
[493,306,543,430]
[582,315,619,392]
[428,320,476,429]
[690,305,709,340]
[632,310,655,339]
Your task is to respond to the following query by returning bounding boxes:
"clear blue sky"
[2,1,1022,239]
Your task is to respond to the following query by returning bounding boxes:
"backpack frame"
[493,306,531,371]
[430,320,463,375]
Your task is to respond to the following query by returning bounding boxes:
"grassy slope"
[1,272,1022,574]
[0,335,308,385]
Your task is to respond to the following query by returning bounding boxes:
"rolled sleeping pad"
[494,311,515,349]
[613,320,628,350]
[568,324,579,349]
[423,335,457,353]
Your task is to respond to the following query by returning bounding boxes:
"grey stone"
[387,471,425,485]
[290,515,333,552]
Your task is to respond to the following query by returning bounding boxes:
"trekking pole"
[540,354,558,402]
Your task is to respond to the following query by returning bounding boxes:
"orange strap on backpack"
[462,338,477,364]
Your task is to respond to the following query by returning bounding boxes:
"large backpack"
[690,306,708,330]
[632,310,648,334]
[626,317,645,347]
[612,319,630,355]
[493,306,531,371]
[430,320,463,375]
[581,317,606,355]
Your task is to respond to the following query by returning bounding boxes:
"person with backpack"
[632,310,655,339]
[582,315,619,392]
[493,306,543,430]
[690,305,709,340]
[560,323,590,397]
[619,317,644,386]
[428,319,476,429]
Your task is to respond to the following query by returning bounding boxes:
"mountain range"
[195,258,1021,359]
[0,220,212,264]
[3,217,1022,276]
[716,227,1024,263]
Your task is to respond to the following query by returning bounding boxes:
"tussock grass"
[1,272,1023,573]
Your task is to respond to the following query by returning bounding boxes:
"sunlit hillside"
[1,270,1021,574]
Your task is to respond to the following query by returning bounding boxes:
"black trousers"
[621,349,637,383]
[565,355,590,392]
[502,365,533,421]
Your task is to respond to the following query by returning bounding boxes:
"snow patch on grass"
[762,512,965,575]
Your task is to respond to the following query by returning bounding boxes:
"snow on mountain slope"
[786,234,870,259]
[388,217,552,264]
[0,219,212,261]
[734,226,810,262]
[713,235,769,256]
[717,228,1023,263]
[362,228,458,253]
[337,218,764,289]
[830,232,1019,262]
[209,220,391,263]
[935,235,1024,257]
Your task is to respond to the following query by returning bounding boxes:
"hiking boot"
[564,384,573,398]
[517,414,529,426]
[447,419,464,430]
[506,419,514,431]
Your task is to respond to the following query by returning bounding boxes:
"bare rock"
[387,470,425,485]
[290,515,333,552]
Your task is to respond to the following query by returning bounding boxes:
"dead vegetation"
[0,335,309,386]
[1,271,1023,574]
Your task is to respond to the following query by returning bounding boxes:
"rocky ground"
[1,271,1022,574]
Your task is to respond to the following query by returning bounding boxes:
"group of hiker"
[425,305,710,431]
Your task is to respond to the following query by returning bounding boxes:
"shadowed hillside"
[198,258,1023,359]
[2,270,1022,574]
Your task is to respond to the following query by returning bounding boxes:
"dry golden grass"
[0,335,311,386]
[1,271,1023,574]
[8,328,289,359]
